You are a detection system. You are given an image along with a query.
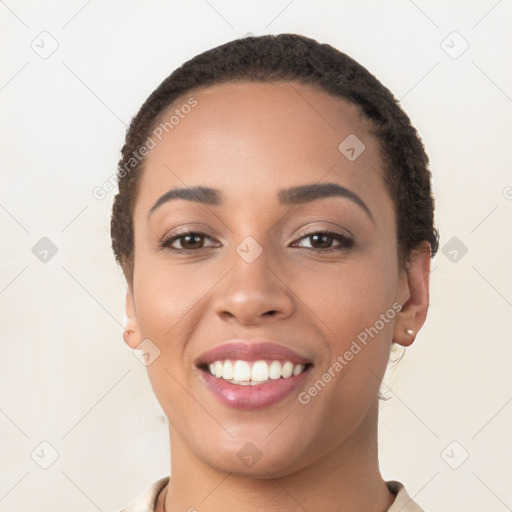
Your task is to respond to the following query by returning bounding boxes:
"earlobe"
[393,242,432,347]
[123,287,142,349]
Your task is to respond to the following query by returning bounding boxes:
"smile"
[207,359,308,385]
[195,340,314,409]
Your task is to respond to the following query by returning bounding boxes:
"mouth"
[195,341,314,409]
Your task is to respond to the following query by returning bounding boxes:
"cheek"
[297,256,398,341]
[299,252,399,409]
[133,264,207,417]
[134,268,202,336]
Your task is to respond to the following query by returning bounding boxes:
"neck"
[159,401,395,512]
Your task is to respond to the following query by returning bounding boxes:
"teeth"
[233,360,251,381]
[269,360,282,379]
[282,361,294,378]
[207,359,306,383]
[251,361,269,382]
[223,360,234,380]
[292,363,304,376]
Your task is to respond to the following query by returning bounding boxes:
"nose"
[213,248,295,326]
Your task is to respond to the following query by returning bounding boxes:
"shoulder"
[386,480,426,512]
[117,477,170,512]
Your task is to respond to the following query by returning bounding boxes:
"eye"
[159,231,220,252]
[292,230,354,252]
[159,229,353,253]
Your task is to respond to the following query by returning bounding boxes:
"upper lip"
[195,340,313,367]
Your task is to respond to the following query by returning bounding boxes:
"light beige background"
[1,1,511,510]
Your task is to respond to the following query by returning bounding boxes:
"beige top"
[118,477,425,511]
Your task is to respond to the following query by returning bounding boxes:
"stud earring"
[406,329,414,336]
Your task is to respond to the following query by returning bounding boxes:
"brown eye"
[175,233,205,250]
[160,231,219,252]
[309,233,334,249]
[293,231,354,252]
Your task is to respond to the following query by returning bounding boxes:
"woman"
[112,33,438,512]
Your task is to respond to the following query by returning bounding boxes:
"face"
[124,80,429,478]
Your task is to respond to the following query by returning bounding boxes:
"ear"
[393,241,432,347]
[123,286,143,349]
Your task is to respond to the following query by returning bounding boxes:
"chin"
[195,430,315,479]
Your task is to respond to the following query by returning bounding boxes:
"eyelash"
[293,228,354,252]
[159,229,354,254]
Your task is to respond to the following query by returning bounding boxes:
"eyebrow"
[278,182,374,222]
[148,182,374,222]
[148,186,222,219]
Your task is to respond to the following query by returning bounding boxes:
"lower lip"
[199,368,311,409]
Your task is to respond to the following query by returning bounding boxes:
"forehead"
[134,80,389,216]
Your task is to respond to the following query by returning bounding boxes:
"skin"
[123,80,431,512]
